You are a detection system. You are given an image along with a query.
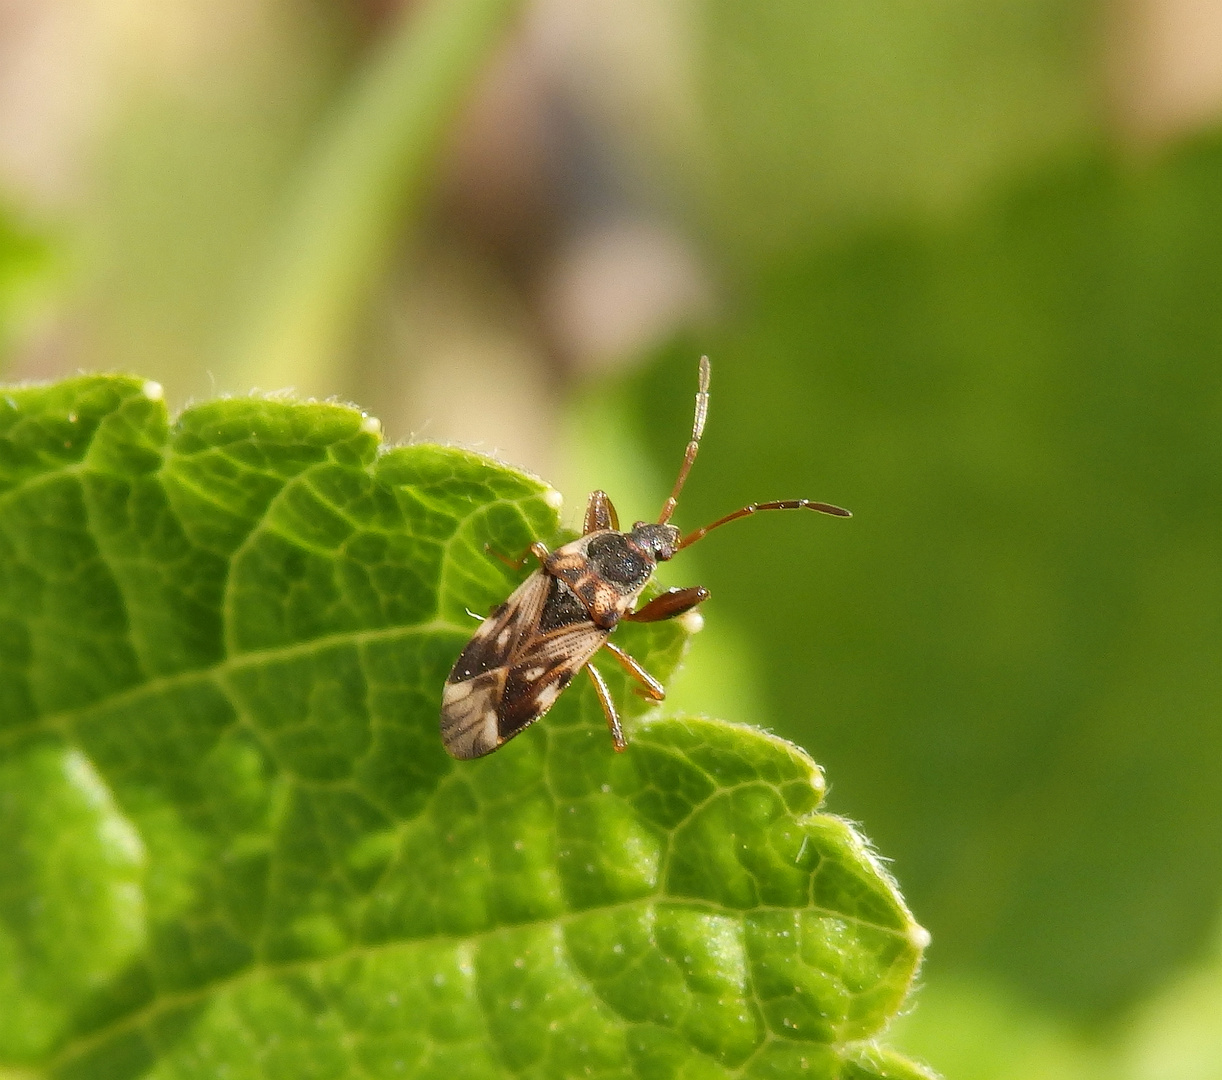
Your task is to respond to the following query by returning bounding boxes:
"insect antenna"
[678,498,851,551]
[658,355,711,525]
[657,356,851,548]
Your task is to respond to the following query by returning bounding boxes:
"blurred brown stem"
[229,0,525,395]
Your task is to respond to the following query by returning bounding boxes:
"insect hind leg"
[602,641,665,701]
[585,663,627,752]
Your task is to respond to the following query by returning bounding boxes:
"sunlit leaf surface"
[0,377,931,1079]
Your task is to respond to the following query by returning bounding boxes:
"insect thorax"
[544,529,665,629]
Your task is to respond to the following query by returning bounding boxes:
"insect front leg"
[485,540,550,571]
[583,489,619,534]
[585,663,627,752]
[624,586,710,623]
[602,641,665,701]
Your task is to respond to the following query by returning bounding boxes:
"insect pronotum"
[439,356,851,759]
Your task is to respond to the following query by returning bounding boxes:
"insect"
[440,356,851,759]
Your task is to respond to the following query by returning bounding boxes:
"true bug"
[440,356,850,759]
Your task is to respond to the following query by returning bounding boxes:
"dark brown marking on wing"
[496,619,609,739]
[447,571,550,683]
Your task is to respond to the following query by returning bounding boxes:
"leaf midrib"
[0,620,467,752]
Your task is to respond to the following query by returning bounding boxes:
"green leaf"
[0,377,930,1079]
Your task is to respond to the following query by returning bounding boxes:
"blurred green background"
[2,0,1222,1076]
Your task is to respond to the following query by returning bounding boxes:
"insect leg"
[583,490,619,533]
[624,586,710,623]
[485,540,550,571]
[585,663,627,752]
[602,641,665,701]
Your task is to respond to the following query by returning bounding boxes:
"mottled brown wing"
[441,573,608,759]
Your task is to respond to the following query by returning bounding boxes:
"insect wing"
[493,617,607,740]
[441,574,607,758]
[452,571,550,679]
[441,571,548,759]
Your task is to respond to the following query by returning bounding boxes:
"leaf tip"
[360,414,382,438]
[542,486,564,512]
[141,379,164,401]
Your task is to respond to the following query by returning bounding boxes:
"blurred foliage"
[52,0,1105,422]
[0,207,53,367]
[889,974,1105,1080]
[74,2,355,401]
[618,134,1222,1019]
[233,0,527,396]
[1117,932,1222,1080]
[892,931,1222,1079]
[682,0,1098,262]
